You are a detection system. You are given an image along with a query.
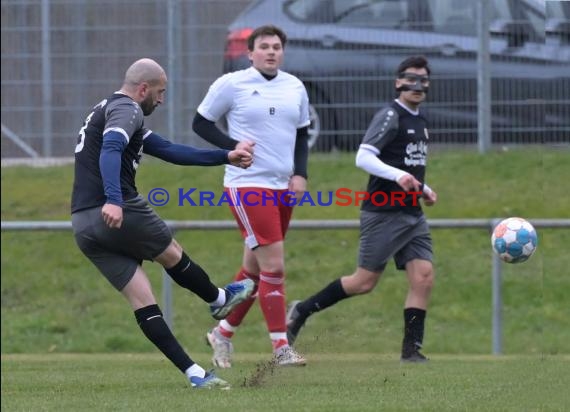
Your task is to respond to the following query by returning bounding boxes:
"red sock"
[217,322,234,339]
[258,271,287,348]
[271,337,288,351]
[222,268,259,331]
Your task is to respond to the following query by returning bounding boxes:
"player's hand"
[423,189,437,206]
[102,203,123,228]
[228,149,253,169]
[397,174,422,192]
[288,175,307,201]
[236,140,255,154]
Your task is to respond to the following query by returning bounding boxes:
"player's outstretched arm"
[143,132,231,166]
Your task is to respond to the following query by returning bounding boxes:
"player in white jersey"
[193,25,309,368]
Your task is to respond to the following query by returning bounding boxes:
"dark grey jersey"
[361,100,429,214]
[71,93,151,213]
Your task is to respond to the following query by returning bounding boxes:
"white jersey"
[197,67,310,189]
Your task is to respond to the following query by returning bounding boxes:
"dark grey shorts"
[358,210,432,272]
[72,196,172,290]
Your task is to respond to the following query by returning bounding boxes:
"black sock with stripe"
[134,304,193,373]
[166,252,219,303]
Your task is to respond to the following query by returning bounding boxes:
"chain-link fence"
[1,0,569,157]
[1,0,251,157]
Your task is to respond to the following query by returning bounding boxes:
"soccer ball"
[491,217,538,263]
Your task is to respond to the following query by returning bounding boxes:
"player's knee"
[424,264,435,283]
[155,240,183,268]
[355,281,375,295]
[345,271,379,295]
[413,268,434,290]
[170,239,183,253]
[426,269,435,286]
[259,259,284,275]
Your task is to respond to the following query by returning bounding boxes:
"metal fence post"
[490,217,505,355]
[41,0,53,157]
[162,268,173,329]
[162,226,174,330]
[162,0,180,331]
[477,0,491,153]
[167,0,180,142]
[492,247,503,355]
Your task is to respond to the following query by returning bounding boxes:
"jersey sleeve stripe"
[103,127,129,142]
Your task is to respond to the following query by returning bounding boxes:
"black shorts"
[358,210,432,272]
[72,196,172,290]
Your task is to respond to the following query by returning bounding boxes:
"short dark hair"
[247,25,287,51]
[397,55,431,76]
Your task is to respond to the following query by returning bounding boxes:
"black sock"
[134,304,193,373]
[297,278,349,320]
[165,252,218,303]
[402,308,426,355]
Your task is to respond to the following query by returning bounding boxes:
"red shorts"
[225,187,294,249]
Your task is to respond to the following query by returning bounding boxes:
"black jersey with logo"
[71,93,150,213]
[360,100,429,214]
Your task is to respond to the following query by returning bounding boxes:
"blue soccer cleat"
[189,371,231,389]
[210,279,255,320]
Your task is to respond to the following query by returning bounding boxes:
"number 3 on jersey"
[75,99,107,153]
[75,111,94,153]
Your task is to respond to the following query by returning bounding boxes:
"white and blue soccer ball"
[491,217,538,263]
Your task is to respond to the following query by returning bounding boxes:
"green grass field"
[2,148,569,410]
[2,353,569,412]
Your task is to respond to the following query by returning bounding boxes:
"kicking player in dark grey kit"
[287,56,438,362]
[71,58,255,389]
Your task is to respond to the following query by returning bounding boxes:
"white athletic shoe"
[273,345,306,367]
[205,328,233,369]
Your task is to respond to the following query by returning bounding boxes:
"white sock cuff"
[269,332,287,341]
[210,288,226,307]
[185,363,206,379]
[219,319,236,332]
